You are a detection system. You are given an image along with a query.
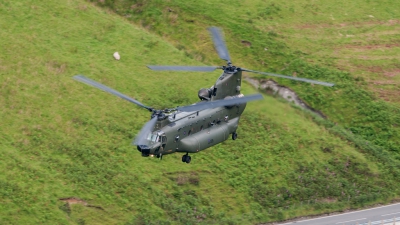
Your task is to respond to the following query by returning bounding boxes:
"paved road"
[277,203,400,225]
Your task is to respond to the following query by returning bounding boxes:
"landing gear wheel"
[232,132,238,140]
[182,153,191,163]
[182,155,187,162]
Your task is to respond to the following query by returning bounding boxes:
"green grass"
[0,0,400,224]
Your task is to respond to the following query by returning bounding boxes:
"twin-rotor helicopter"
[74,27,334,163]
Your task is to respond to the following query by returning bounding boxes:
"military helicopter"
[74,27,334,163]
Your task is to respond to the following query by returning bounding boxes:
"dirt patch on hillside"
[384,69,400,77]
[297,19,400,29]
[60,197,88,205]
[367,76,400,102]
[59,197,104,210]
[354,66,400,77]
[318,197,337,204]
[340,43,400,51]
[365,66,385,73]
[241,40,252,47]
[373,81,398,85]
[164,171,200,186]
[371,87,400,102]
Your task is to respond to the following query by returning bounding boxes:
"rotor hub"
[151,110,168,121]
[222,64,239,73]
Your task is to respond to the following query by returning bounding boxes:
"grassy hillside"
[94,0,400,156]
[0,0,399,224]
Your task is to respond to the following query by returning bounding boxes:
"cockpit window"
[147,133,159,143]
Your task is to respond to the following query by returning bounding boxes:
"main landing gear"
[182,153,191,164]
[232,132,238,140]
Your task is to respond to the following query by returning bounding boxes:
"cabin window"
[200,125,203,131]
[175,135,179,142]
[188,130,191,136]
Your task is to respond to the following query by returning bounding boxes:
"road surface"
[277,203,400,225]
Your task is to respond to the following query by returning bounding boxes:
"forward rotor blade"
[177,94,263,112]
[242,69,334,87]
[147,65,219,72]
[133,116,158,146]
[208,27,231,62]
[73,75,153,111]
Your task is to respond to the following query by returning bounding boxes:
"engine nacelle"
[198,88,212,100]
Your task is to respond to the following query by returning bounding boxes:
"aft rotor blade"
[73,75,153,111]
[147,65,220,72]
[208,27,231,62]
[133,116,158,146]
[177,94,263,112]
[242,69,334,87]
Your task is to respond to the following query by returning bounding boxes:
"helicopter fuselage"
[139,69,246,157]
[149,100,246,156]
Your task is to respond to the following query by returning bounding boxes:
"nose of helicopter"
[137,145,151,156]
[137,142,161,157]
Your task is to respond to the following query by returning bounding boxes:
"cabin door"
[160,135,167,151]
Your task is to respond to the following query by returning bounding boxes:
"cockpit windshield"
[146,133,159,143]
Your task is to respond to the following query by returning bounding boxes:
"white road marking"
[335,218,366,224]
[381,212,400,216]
[279,202,400,224]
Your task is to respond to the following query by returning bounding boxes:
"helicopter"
[74,27,334,163]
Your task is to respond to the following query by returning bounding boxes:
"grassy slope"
[0,0,399,224]
[252,0,400,102]
[98,0,400,155]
